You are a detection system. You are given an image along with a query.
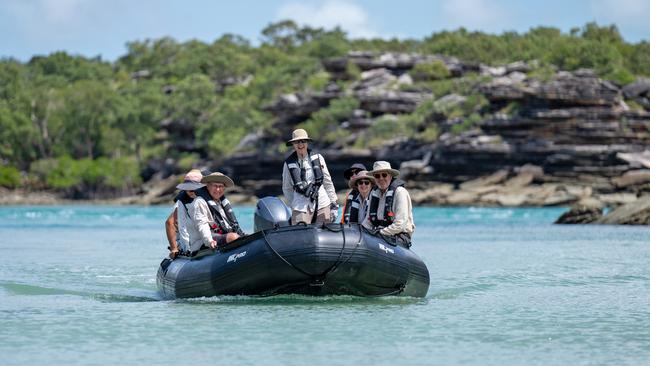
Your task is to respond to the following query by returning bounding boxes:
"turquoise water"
[1,205,649,365]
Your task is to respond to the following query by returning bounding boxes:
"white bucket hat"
[368,161,400,178]
[285,128,313,146]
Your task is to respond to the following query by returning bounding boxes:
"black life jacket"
[195,187,244,236]
[342,190,362,224]
[284,150,324,196]
[174,191,194,219]
[368,179,406,229]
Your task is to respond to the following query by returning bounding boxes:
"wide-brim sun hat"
[348,170,376,189]
[343,163,367,180]
[201,172,235,187]
[368,161,400,178]
[176,169,205,191]
[285,128,313,146]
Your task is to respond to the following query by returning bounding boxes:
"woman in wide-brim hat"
[166,169,204,259]
[341,170,376,224]
[176,169,205,191]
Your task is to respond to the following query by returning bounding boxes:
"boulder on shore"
[594,196,650,225]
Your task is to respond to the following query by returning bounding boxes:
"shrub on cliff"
[299,97,360,142]
[0,165,21,188]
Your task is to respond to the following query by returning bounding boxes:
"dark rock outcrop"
[555,205,603,224]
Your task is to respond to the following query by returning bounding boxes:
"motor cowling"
[254,196,292,232]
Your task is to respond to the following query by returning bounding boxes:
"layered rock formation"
[218,52,650,215]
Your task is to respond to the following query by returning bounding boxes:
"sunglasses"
[292,140,309,145]
[373,173,390,179]
[357,180,372,186]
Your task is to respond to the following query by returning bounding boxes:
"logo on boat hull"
[378,243,395,254]
[227,251,247,263]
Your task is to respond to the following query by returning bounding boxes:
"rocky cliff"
[211,52,650,221]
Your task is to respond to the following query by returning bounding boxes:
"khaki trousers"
[291,206,331,225]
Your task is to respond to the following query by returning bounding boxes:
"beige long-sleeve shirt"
[186,197,220,252]
[282,153,337,212]
[362,186,415,236]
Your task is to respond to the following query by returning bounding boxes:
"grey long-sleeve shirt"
[282,153,337,212]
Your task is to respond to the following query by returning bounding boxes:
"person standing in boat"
[282,128,338,225]
[187,172,244,251]
[165,169,204,259]
[341,170,375,225]
[362,161,415,247]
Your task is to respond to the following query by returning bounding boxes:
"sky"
[1,0,649,61]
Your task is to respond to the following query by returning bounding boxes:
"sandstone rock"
[595,195,650,225]
[503,172,534,188]
[543,192,579,206]
[516,164,544,179]
[617,151,650,169]
[446,191,480,205]
[532,72,620,106]
[596,193,638,206]
[355,90,432,114]
[460,169,509,190]
[505,61,532,74]
[496,193,529,206]
[463,184,502,195]
[613,169,650,188]
[575,197,605,209]
[622,79,650,99]
[409,183,454,204]
[354,68,397,91]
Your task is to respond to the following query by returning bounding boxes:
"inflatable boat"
[157,197,430,299]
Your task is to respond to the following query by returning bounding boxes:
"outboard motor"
[254,196,292,232]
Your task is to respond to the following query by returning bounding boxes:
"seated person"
[187,172,244,252]
[362,161,415,247]
[341,170,375,224]
[165,169,204,258]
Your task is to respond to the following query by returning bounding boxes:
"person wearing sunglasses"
[343,163,367,183]
[362,161,415,247]
[341,170,375,224]
[187,172,245,253]
[282,129,338,225]
[165,169,204,259]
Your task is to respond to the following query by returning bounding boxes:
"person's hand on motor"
[330,203,339,222]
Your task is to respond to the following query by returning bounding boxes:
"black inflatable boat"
[157,197,430,299]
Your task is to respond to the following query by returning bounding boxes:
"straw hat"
[201,172,234,187]
[176,169,205,191]
[348,170,376,189]
[285,128,313,146]
[368,161,400,178]
[343,163,367,180]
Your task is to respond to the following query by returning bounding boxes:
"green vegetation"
[0,165,21,188]
[0,21,648,192]
[299,97,360,142]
